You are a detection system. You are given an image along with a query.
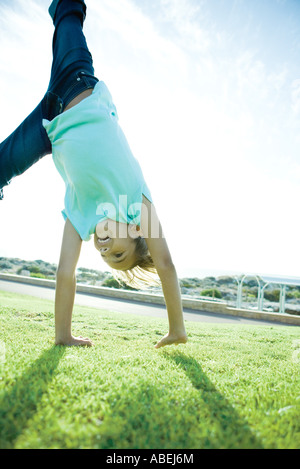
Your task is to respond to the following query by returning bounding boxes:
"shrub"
[102,277,121,289]
[264,289,280,302]
[180,280,194,288]
[200,288,222,299]
[102,276,137,290]
[30,273,46,279]
[29,266,41,274]
[0,261,13,270]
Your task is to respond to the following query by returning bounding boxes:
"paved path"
[0,279,290,327]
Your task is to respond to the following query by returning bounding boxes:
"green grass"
[0,289,299,449]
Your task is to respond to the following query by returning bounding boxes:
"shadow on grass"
[0,346,65,449]
[163,350,263,449]
[88,350,264,449]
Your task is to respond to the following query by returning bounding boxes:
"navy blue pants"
[0,0,98,193]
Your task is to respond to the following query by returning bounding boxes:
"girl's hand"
[155,332,188,349]
[56,335,94,347]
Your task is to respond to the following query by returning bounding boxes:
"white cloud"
[159,0,211,52]
[87,0,186,69]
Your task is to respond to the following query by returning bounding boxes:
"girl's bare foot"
[55,335,94,346]
[155,332,188,349]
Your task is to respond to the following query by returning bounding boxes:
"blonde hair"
[112,237,161,290]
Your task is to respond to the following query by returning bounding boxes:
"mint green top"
[42,81,152,241]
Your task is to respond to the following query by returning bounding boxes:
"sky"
[1,0,300,280]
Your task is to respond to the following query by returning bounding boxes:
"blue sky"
[0,0,300,279]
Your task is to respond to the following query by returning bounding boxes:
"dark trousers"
[0,0,98,191]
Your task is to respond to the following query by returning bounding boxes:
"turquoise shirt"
[43,81,152,241]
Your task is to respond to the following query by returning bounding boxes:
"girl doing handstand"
[0,0,187,348]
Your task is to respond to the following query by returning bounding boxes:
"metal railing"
[236,274,300,314]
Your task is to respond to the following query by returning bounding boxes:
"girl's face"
[94,219,141,271]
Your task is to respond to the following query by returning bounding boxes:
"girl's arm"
[141,196,188,348]
[55,219,93,346]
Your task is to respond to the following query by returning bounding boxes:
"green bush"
[0,261,13,270]
[102,277,122,289]
[102,276,137,290]
[180,280,194,288]
[286,290,300,299]
[200,288,222,299]
[264,289,280,302]
[30,273,46,279]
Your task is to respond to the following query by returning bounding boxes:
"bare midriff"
[64,88,93,112]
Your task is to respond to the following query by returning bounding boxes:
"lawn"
[0,289,299,449]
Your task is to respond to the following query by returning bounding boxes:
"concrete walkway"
[0,279,294,327]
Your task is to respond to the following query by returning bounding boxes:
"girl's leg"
[47,0,98,111]
[0,0,98,197]
[0,95,52,196]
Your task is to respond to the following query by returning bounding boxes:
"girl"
[0,0,187,348]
